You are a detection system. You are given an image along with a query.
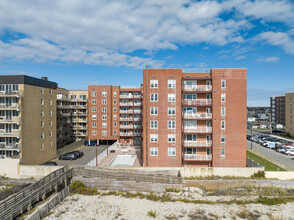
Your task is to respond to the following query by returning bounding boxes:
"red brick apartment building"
[88,68,247,167]
[270,96,285,126]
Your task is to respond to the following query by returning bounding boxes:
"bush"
[147,210,157,218]
[70,181,99,195]
[251,171,265,179]
[165,187,180,193]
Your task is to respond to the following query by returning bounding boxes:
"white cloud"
[256,56,280,63]
[236,55,246,60]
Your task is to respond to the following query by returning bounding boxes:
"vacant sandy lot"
[44,193,294,220]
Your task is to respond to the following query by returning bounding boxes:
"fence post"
[10,207,12,220]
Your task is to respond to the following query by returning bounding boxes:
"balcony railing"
[183,85,212,92]
[120,95,133,99]
[134,95,142,99]
[120,102,133,106]
[134,103,142,106]
[0,90,24,97]
[183,127,212,133]
[134,133,142,136]
[120,117,133,121]
[0,130,21,138]
[0,116,21,124]
[120,125,134,129]
[120,110,133,114]
[183,113,212,119]
[184,141,212,147]
[0,103,21,111]
[184,154,212,161]
[183,99,212,106]
[120,132,134,136]
[0,143,20,149]
[134,110,141,114]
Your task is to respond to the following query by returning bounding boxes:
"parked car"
[275,145,286,153]
[84,140,98,146]
[41,161,57,166]
[247,135,252,140]
[59,153,77,160]
[285,149,294,156]
[71,150,84,158]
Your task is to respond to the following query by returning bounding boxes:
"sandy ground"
[44,192,294,220]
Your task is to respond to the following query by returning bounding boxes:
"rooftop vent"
[41,77,48,81]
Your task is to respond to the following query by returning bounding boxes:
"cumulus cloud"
[0,0,293,67]
[256,56,280,62]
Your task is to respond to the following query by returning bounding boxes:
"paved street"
[246,140,294,170]
[54,145,108,166]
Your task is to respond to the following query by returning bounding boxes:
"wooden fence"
[0,166,72,220]
[73,166,182,184]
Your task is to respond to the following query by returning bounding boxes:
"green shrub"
[147,210,157,218]
[165,187,180,193]
[70,181,99,195]
[251,171,265,179]
[258,196,288,205]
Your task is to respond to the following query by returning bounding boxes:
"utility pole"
[251,128,253,150]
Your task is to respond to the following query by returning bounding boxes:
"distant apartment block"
[0,75,57,164]
[285,93,294,136]
[270,96,285,126]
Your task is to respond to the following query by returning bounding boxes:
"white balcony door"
[206,107,211,113]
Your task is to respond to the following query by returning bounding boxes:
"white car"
[285,149,294,156]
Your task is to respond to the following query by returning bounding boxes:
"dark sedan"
[59,153,77,160]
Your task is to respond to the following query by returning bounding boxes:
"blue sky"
[0,0,294,106]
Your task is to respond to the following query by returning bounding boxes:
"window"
[49,89,52,95]
[113,92,117,97]
[168,121,176,129]
[221,107,225,117]
[168,147,176,156]
[221,80,226,89]
[41,110,44,117]
[49,130,52,137]
[41,121,44,128]
[92,99,97,104]
[113,130,117,135]
[150,107,158,115]
[49,99,52,105]
[168,134,175,143]
[102,130,107,136]
[168,94,176,102]
[113,107,117,112]
[49,110,52,116]
[92,107,97,112]
[41,144,44,151]
[92,91,96,97]
[114,122,117,127]
[102,91,107,97]
[92,122,97,128]
[150,147,158,156]
[41,132,44,139]
[102,123,107,128]
[41,88,44,94]
[221,93,226,103]
[221,121,225,130]
[102,107,107,113]
[41,99,44,105]
[168,80,176,88]
[168,107,176,116]
[92,130,97,136]
[221,148,225,158]
[150,134,158,142]
[114,99,117,105]
[150,93,158,102]
[50,141,53,147]
[113,114,117,120]
[102,115,107,120]
[102,99,107,105]
[150,120,158,129]
[49,120,52,126]
[92,115,97,120]
[150,80,158,88]
[221,134,225,145]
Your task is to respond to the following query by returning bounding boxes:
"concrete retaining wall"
[0,159,19,178]
[26,186,70,220]
[265,171,294,180]
[19,165,64,179]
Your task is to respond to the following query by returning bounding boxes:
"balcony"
[184,154,212,161]
[57,105,72,109]
[120,95,133,99]
[0,103,21,111]
[120,117,133,121]
[0,143,20,150]
[184,141,212,147]
[0,130,21,138]
[183,99,212,106]
[133,110,141,114]
[120,132,134,136]
[57,96,70,101]
[0,90,24,97]
[134,95,142,99]
[120,102,133,106]
[134,133,142,136]
[0,116,21,124]
[183,113,212,119]
[134,103,142,106]
[183,85,212,92]
[120,125,134,129]
[183,127,212,133]
[133,118,141,121]
[120,110,133,114]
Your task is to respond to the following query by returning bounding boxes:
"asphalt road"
[54,144,108,166]
[246,140,294,170]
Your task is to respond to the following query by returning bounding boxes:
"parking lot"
[53,145,108,166]
[246,132,294,170]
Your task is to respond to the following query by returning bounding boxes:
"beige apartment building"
[285,92,294,136]
[0,75,57,165]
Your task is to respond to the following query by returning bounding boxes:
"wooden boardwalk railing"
[73,167,182,184]
[0,166,73,220]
